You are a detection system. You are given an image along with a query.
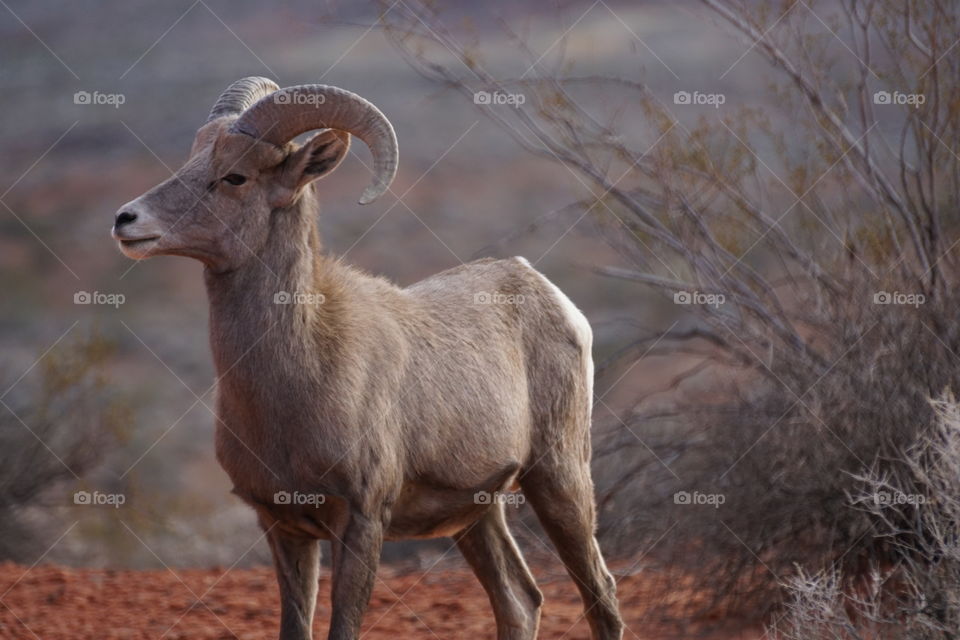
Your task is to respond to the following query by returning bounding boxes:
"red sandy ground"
[0,563,761,639]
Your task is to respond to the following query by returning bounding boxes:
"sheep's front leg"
[267,527,320,640]
[327,509,384,640]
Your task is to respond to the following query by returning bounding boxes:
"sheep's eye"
[222,174,247,186]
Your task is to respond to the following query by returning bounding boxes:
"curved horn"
[207,76,280,123]
[230,84,398,205]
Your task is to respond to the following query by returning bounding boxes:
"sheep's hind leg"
[520,462,623,640]
[455,503,543,640]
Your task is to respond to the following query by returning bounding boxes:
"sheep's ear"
[270,129,350,208]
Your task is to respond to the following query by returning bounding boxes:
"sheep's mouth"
[119,236,160,248]
[120,236,160,247]
[117,236,160,257]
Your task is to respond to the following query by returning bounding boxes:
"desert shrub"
[595,280,960,616]
[770,394,960,639]
[0,332,126,560]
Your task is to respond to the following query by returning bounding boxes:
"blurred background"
[3,1,960,638]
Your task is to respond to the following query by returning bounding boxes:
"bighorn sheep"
[113,77,623,640]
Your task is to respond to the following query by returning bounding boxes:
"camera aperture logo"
[273,89,326,108]
[474,490,526,507]
[873,291,924,308]
[873,90,925,108]
[74,90,125,109]
[273,490,326,506]
[873,491,925,506]
[74,290,125,308]
[473,91,526,107]
[274,290,326,305]
[674,290,725,308]
[673,490,725,508]
[674,90,725,108]
[473,291,525,305]
[73,490,126,508]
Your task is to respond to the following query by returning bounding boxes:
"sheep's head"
[112,77,398,272]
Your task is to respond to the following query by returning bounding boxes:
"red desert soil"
[0,563,760,639]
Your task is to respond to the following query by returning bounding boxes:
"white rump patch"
[514,257,594,413]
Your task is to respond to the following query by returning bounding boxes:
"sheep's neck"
[203,201,338,382]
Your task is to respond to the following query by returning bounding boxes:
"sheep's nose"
[114,211,137,228]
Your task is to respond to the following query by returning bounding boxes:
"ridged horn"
[230,84,398,205]
[207,76,281,123]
